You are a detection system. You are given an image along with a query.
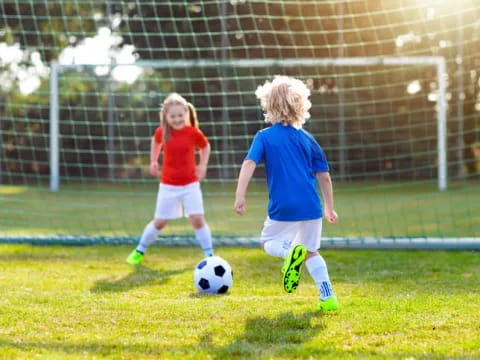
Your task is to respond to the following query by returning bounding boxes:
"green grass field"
[1,180,479,357]
[1,180,479,239]
[0,245,479,359]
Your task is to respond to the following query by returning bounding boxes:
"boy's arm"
[316,172,338,224]
[234,160,257,215]
[196,143,211,180]
[150,137,162,176]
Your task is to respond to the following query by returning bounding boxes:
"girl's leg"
[189,214,213,257]
[183,183,213,257]
[136,219,168,254]
[127,183,180,265]
[126,218,168,265]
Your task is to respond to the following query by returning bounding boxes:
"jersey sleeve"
[153,126,163,144]
[303,129,329,172]
[194,128,209,148]
[245,131,265,164]
[311,141,329,172]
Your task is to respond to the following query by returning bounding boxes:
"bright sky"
[0,27,143,95]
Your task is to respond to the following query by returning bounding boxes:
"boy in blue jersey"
[234,76,339,311]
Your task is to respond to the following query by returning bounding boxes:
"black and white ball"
[194,256,233,294]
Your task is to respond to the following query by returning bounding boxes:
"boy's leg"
[305,253,338,310]
[282,244,307,293]
[261,217,298,258]
[301,219,338,310]
[263,239,290,258]
[260,217,306,293]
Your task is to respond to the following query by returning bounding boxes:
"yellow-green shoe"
[318,296,339,311]
[282,244,307,293]
[126,250,144,265]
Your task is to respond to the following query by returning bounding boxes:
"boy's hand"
[150,162,159,176]
[324,208,338,224]
[196,164,207,180]
[234,196,246,215]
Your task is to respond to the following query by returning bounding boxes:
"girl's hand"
[150,162,159,177]
[324,208,338,224]
[234,196,246,215]
[196,164,207,180]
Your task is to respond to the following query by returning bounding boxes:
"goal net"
[1,1,479,248]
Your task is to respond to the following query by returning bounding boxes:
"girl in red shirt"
[126,93,213,265]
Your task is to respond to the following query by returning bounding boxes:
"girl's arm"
[234,160,257,215]
[150,137,162,176]
[196,143,211,180]
[316,172,338,224]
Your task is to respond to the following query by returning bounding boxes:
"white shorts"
[154,182,204,220]
[260,217,323,252]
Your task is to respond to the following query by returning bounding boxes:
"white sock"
[136,221,160,254]
[194,224,214,257]
[263,240,290,258]
[305,254,335,300]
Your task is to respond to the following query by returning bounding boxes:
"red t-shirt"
[154,126,209,185]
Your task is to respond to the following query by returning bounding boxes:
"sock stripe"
[320,281,333,298]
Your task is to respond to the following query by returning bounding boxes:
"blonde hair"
[159,93,199,142]
[255,75,311,128]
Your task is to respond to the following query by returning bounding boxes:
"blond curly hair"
[255,75,311,128]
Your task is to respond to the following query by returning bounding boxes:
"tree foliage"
[0,1,479,181]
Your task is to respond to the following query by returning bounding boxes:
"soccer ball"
[194,256,233,294]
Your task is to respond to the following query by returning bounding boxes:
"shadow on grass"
[208,310,326,359]
[0,311,326,359]
[90,265,190,293]
[0,338,160,358]
[0,336,474,359]
[0,244,133,262]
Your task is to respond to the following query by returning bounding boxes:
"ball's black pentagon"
[197,260,207,270]
[217,285,229,294]
[214,265,226,277]
[199,278,210,290]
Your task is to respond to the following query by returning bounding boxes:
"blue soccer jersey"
[245,123,329,221]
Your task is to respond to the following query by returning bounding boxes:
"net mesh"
[1,1,479,246]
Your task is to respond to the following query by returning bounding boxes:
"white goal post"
[49,56,447,191]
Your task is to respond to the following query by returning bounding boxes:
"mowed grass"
[1,180,479,238]
[0,245,479,359]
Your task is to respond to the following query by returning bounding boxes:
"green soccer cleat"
[318,296,339,311]
[126,250,144,265]
[282,244,307,293]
